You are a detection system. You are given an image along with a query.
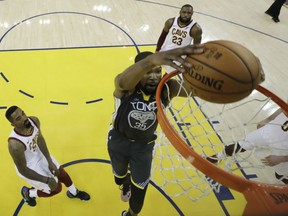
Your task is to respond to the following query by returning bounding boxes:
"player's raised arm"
[114,45,203,98]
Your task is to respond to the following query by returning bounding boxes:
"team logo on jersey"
[128,110,156,131]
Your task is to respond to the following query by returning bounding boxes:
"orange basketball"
[183,40,264,103]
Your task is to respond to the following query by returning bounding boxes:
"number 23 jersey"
[160,16,197,52]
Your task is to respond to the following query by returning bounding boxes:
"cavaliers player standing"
[156,4,202,73]
[5,106,90,207]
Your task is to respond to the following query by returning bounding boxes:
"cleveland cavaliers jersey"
[8,118,43,168]
[240,112,288,175]
[241,113,288,150]
[160,16,197,52]
[258,112,288,151]
[261,112,288,175]
[111,88,166,143]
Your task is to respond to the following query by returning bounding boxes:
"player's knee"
[115,176,125,185]
[115,173,130,186]
[51,182,62,195]
[58,166,68,178]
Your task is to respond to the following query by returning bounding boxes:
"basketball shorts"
[108,129,155,189]
[16,155,60,194]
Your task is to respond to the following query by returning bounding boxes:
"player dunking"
[5,106,90,207]
[155,4,202,73]
[107,45,203,216]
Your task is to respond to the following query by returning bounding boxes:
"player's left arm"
[257,108,282,129]
[155,18,174,52]
[190,23,202,45]
[261,155,288,166]
[30,116,59,176]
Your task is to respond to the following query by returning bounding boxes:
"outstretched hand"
[261,155,285,166]
[147,44,204,72]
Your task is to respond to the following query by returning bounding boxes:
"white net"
[151,76,288,202]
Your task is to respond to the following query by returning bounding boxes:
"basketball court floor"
[0,0,287,215]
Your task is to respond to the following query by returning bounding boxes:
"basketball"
[183,40,264,103]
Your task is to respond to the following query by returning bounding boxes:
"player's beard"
[140,83,157,95]
[24,119,32,129]
[179,16,191,24]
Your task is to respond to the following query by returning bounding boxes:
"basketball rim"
[156,71,288,216]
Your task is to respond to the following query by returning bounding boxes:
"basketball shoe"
[21,186,37,207]
[121,210,131,216]
[66,189,90,201]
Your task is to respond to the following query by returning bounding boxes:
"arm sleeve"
[155,30,168,52]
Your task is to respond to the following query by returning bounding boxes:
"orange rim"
[156,71,288,215]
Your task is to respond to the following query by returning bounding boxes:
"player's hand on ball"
[47,177,58,191]
[256,57,265,83]
[148,44,204,72]
[182,40,264,103]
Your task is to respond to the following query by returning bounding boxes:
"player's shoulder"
[190,23,202,35]
[8,137,25,151]
[165,17,175,25]
[191,22,202,30]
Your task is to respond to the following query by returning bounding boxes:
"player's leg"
[122,184,149,216]
[17,157,63,207]
[57,166,90,201]
[122,142,154,215]
[207,128,263,163]
[108,129,132,201]
[108,147,131,201]
[46,155,90,201]
[207,142,246,163]
[20,177,62,206]
[36,182,62,197]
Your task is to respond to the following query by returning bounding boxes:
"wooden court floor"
[0,0,287,215]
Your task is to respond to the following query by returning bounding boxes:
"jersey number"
[29,135,38,152]
[172,36,183,46]
[135,122,147,130]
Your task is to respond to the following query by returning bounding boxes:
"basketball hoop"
[154,71,288,215]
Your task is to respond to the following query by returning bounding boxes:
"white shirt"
[8,118,43,169]
[160,16,197,52]
[239,113,288,175]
